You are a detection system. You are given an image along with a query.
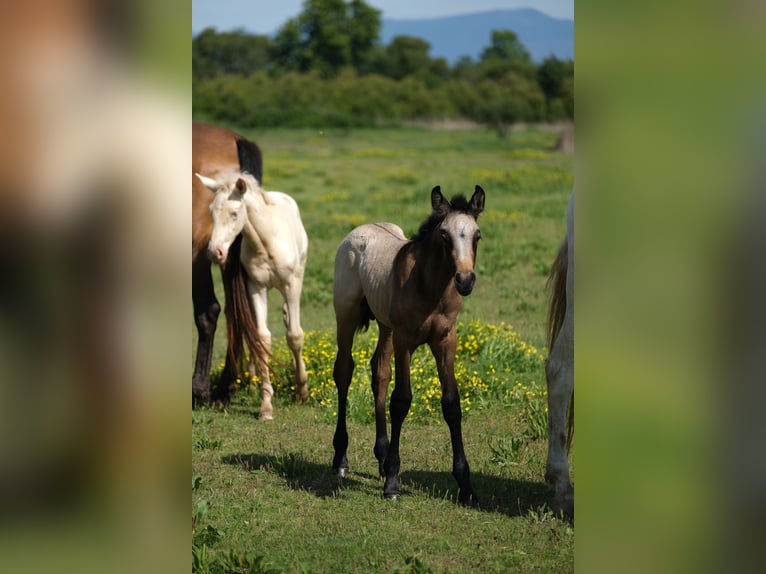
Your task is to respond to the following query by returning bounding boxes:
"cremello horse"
[196,171,309,420]
[332,185,485,505]
[545,191,574,515]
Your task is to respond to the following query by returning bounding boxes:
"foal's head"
[196,171,255,264]
[416,185,485,296]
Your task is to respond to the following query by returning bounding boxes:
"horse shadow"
[221,452,365,499]
[400,469,559,519]
[221,451,566,520]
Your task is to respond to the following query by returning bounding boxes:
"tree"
[192,28,273,79]
[272,0,381,77]
[537,56,574,120]
[348,0,381,71]
[383,35,432,80]
[478,30,535,81]
[455,72,544,137]
[480,30,531,65]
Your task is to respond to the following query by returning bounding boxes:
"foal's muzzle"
[455,272,476,296]
[207,244,227,265]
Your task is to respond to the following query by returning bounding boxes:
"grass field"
[192,125,573,573]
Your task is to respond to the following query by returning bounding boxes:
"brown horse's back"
[192,123,246,261]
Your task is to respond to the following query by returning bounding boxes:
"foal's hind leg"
[247,283,274,420]
[371,323,393,477]
[332,313,357,477]
[282,280,308,402]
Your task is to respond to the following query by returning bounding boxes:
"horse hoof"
[259,412,274,421]
[384,493,400,501]
[337,467,348,479]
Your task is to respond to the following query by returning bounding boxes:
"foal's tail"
[546,237,574,452]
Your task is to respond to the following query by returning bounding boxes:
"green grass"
[193,402,574,574]
[192,125,573,573]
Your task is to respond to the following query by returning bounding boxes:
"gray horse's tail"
[546,237,574,452]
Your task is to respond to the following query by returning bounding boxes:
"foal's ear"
[431,186,449,214]
[235,177,248,195]
[469,185,486,218]
[195,173,218,192]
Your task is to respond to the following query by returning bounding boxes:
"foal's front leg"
[382,340,413,500]
[431,331,476,506]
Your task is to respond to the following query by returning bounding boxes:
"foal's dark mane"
[410,194,471,241]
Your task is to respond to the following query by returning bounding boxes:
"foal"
[332,185,485,504]
[197,171,309,420]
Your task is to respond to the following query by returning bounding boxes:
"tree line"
[192,0,573,136]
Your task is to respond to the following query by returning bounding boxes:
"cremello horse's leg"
[282,280,307,402]
[248,283,274,420]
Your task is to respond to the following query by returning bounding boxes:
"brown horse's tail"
[546,237,574,452]
[222,231,267,379]
[236,137,263,186]
[220,135,265,380]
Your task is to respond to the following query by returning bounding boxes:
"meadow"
[192,125,573,573]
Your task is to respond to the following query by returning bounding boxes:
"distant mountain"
[381,8,573,64]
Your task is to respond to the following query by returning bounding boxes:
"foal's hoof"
[258,411,274,421]
[383,493,400,502]
[337,466,348,479]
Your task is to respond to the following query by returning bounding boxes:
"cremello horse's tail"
[546,238,574,452]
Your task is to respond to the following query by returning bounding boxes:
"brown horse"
[332,185,485,505]
[192,122,264,406]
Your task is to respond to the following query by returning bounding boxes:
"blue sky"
[192,0,574,35]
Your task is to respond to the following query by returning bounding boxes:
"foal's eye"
[440,230,451,244]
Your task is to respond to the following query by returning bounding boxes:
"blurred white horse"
[196,171,308,420]
[545,191,574,515]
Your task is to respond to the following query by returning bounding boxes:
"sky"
[192,0,574,35]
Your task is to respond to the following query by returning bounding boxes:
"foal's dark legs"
[431,335,476,505]
[192,258,218,406]
[332,317,357,477]
[371,324,393,476]
[382,343,413,500]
